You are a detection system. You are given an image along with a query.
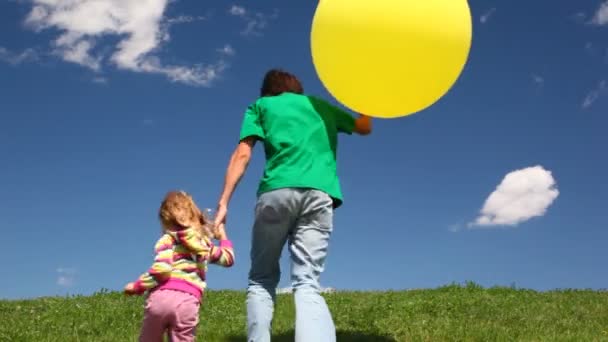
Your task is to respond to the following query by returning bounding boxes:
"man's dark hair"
[260,69,304,97]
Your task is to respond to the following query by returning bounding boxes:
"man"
[215,69,372,342]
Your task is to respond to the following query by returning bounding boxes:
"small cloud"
[591,1,608,25]
[56,267,76,287]
[92,76,108,84]
[448,224,462,233]
[572,12,587,24]
[582,80,607,109]
[532,74,544,86]
[276,287,292,294]
[136,57,228,87]
[229,5,246,17]
[480,8,496,24]
[216,44,235,56]
[531,74,544,92]
[166,15,206,25]
[0,47,38,65]
[583,42,601,58]
[469,166,559,228]
[142,119,155,126]
[229,5,278,37]
[583,43,608,61]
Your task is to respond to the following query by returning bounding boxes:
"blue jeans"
[246,188,336,342]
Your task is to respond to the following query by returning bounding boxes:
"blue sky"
[1,0,607,299]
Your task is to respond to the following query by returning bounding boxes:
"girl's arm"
[124,234,175,295]
[208,240,235,267]
[207,223,235,267]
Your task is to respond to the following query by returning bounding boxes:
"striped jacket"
[125,227,234,301]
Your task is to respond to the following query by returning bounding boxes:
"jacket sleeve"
[208,239,235,267]
[124,234,175,295]
[174,229,212,255]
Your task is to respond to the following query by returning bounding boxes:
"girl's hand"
[124,282,142,295]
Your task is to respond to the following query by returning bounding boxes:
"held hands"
[214,203,228,227]
[212,203,228,241]
[214,222,228,241]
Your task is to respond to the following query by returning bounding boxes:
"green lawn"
[1,283,607,341]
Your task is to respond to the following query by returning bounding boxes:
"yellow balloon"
[310,0,473,118]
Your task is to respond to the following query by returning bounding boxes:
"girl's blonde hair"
[158,190,213,238]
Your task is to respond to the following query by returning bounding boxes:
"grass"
[1,282,608,341]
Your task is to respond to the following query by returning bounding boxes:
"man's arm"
[215,136,256,224]
[322,96,372,136]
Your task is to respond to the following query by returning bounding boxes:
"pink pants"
[139,289,200,342]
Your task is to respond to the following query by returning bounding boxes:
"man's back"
[239,92,355,207]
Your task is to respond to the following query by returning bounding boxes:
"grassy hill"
[1,283,607,341]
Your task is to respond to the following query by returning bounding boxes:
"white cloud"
[167,15,206,25]
[229,5,278,36]
[0,47,38,65]
[59,38,101,70]
[56,267,76,287]
[469,166,559,228]
[229,5,246,17]
[583,42,603,59]
[142,118,155,126]
[22,0,227,86]
[532,74,544,87]
[448,224,462,233]
[582,80,607,109]
[592,1,608,25]
[92,76,108,84]
[480,8,496,24]
[217,44,235,56]
[573,12,587,24]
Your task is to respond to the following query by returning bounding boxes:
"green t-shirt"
[239,92,356,208]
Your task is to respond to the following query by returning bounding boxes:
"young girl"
[124,190,235,342]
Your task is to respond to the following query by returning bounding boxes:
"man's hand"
[354,114,372,135]
[214,137,255,227]
[214,222,228,240]
[214,203,228,227]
